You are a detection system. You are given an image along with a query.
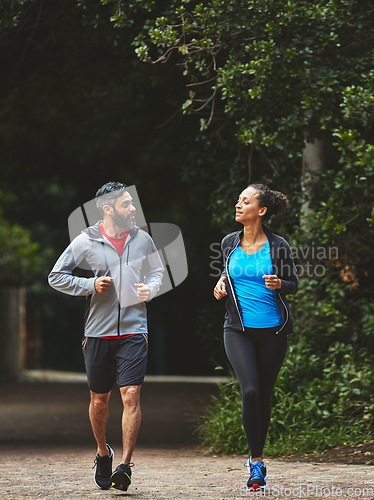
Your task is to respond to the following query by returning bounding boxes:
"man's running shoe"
[93,444,114,490]
[244,458,267,492]
[111,462,134,491]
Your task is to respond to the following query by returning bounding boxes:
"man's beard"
[113,208,136,230]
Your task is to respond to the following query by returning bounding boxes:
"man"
[48,182,164,491]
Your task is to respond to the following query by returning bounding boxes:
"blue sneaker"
[244,458,267,492]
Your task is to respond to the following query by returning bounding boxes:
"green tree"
[0,192,38,285]
[87,0,374,241]
[0,191,39,378]
[3,0,374,450]
[91,0,374,452]
[0,0,32,35]
[0,0,217,374]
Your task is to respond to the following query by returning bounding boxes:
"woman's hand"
[214,276,227,300]
[262,274,282,290]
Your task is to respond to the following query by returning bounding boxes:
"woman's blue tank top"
[228,241,282,328]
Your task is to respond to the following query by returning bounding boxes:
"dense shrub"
[198,273,374,455]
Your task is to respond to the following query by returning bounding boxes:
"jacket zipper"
[226,233,289,335]
[266,233,289,335]
[117,251,122,335]
[118,238,132,335]
[275,294,288,335]
[225,239,245,331]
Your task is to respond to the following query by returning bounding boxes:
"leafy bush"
[198,277,374,456]
[0,192,39,285]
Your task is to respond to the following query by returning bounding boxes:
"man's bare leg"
[89,391,111,457]
[119,385,142,464]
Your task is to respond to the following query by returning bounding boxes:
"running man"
[48,182,164,491]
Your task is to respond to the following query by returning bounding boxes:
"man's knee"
[90,391,111,410]
[120,385,141,408]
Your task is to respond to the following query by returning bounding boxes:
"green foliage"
[0,192,39,285]
[2,0,374,447]
[198,329,373,455]
[199,263,374,455]
[268,336,373,455]
[197,374,247,455]
[0,0,32,35]
[101,0,374,150]
[0,0,220,374]
[94,0,374,244]
[74,0,374,454]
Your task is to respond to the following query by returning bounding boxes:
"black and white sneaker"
[93,444,114,490]
[111,462,134,491]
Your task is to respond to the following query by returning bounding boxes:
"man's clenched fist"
[95,276,113,293]
[135,283,151,302]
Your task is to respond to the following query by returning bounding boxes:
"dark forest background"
[1,0,373,453]
[1,0,234,375]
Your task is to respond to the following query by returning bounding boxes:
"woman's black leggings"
[224,326,287,458]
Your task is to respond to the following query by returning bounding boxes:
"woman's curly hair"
[248,183,290,218]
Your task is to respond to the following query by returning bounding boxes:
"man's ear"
[103,204,113,216]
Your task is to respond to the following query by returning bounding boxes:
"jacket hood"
[82,221,140,241]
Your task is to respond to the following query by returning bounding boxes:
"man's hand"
[214,276,227,300]
[262,274,282,290]
[95,276,113,293]
[135,283,151,302]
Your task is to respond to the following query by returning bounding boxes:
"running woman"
[49,182,164,491]
[213,183,297,492]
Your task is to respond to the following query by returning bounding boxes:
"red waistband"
[93,333,136,340]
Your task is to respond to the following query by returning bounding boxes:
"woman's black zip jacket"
[220,226,298,335]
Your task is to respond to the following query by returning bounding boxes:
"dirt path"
[1,444,373,499]
[0,376,373,499]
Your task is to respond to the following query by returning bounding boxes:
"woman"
[214,183,297,492]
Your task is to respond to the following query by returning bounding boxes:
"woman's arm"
[277,241,298,294]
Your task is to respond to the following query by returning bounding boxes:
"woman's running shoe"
[244,458,267,492]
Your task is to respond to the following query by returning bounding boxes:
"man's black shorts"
[82,333,148,393]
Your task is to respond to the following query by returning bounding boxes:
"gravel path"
[0,376,373,499]
[1,444,373,499]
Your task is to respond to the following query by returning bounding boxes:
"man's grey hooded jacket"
[48,222,164,337]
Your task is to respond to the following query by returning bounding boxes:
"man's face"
[111,191,136,229]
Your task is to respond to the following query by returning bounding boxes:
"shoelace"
[250,462,264,480]
[120,462,135,469]
[93,444,113,469]
[244,461,264,480]
[92,454,112,472]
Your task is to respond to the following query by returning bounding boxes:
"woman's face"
[235,187,266,224]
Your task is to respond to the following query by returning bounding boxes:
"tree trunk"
[0,287,26,378]
[301,138,324,227]
[25,309,41,369]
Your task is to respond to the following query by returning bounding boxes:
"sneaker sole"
[247,476,267,493]
[247,484,267,492]
[111,470,131,491]
[94,479,112,490]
